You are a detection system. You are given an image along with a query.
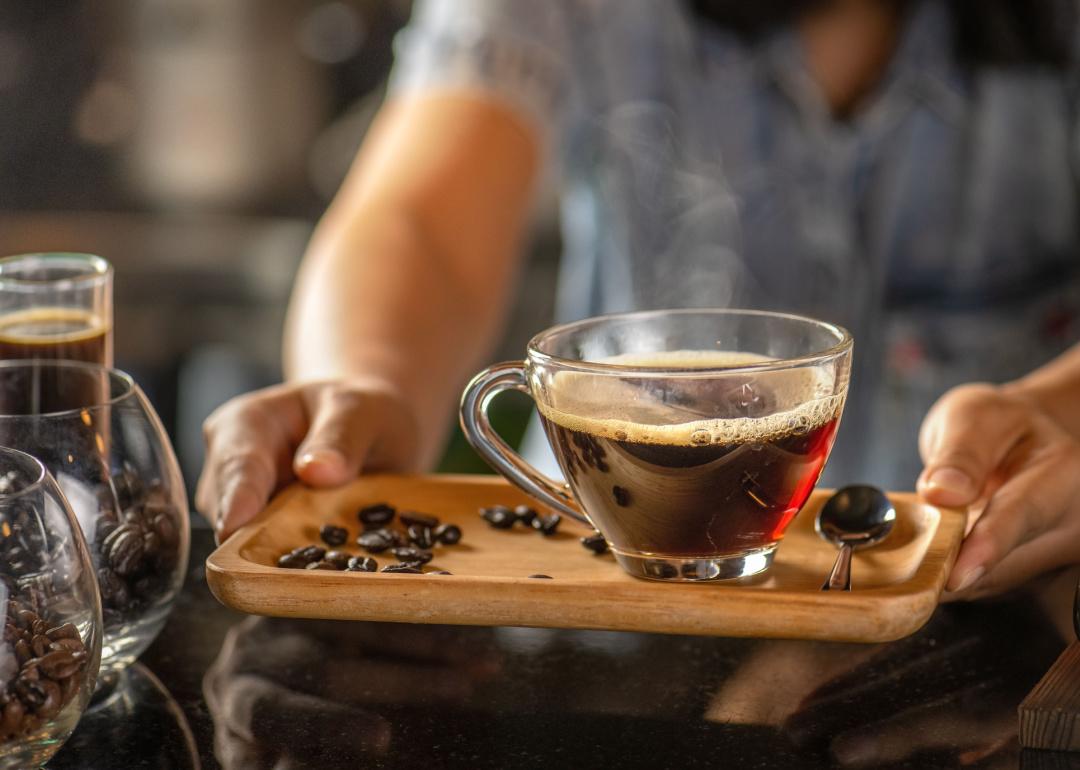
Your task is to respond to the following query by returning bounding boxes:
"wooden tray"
[205,474,966,642]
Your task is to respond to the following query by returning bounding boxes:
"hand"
[917,383,1080,599]
[196,379,420,542]
[203,617,502,769]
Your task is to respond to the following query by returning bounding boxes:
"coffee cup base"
[612,545,776,582]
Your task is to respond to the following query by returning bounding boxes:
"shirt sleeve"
[388,0,573,147]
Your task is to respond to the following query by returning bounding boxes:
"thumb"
[917,385,1030,507]
[293,388,378,487]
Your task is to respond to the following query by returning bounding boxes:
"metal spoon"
[816,485,896,591]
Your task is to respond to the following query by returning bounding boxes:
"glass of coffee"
[461,309,853,581]
[0,253,113,367]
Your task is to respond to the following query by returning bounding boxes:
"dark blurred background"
[0,0,558,511]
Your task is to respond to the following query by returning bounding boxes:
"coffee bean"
[357,529,396,554]
[345,556,377,572]
[528,574,553,579]
[357,503,396,528]
[305,561,339,571]
[532,514,562,537]
[433,524,462,545]
[46,623,78,641]
[400,511,439,529]
[37,680,61,720]
[612,486,630,507]
[13,640,29,666]
[30,635,48,658]
[513,505,538,526]
[106,526,145,577]
[643,560,678,579]
[432,570,453,575]
[37,650,82,680]
[97,567,131,609]
[481,507,515,529]
[381,564,422,574]
[319,524,348,547]
[323,551,351,570]
[296,545,326,564]
[391,546,433,565]
[407,525,435,549]
[581,532,608,554]
[277,553,308,569]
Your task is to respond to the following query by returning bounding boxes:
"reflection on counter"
[51,662,198,770]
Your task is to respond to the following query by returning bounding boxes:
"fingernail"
[925,467,974,498]
[950,565,985,593]
[297,448,345,471]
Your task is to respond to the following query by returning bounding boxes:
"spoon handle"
[822,544,853,591]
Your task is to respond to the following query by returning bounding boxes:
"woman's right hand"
[195,379,420,542]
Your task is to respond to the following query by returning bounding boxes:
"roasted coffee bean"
[31,635,48,658]
[528,574,553,579]
[532,514,562,537]
[97,567,131,608]
[13,640,30,666]
[480,507,515,529]
[513,505,538,526]
[400,511,439,529]
[612,485,631,507]
[345,556,377,572]
[407,525,435,549]
[323,551,351,570]
[357,529,396,554]
[305,561,339,571]
[391,546,433,565]
[37,650,83,680]
[15,610,35,630]
[581,532,608,554]
[151,510,178,547]
[0,699,23,738]
[643,560,678,579]
[46,623,79,642]
[38,680,62,720]
[434,524,462,545]
[49,639,84,653]
[277,553,308,569]
[432,570,453,575]
[14,679,46,709]
[106,526,145,577]
[296,545,326,564]
[381,564,422,574]
[319,524,348,547]
[358,503,396,528]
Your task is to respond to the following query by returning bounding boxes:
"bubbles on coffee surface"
[538,349,843,449]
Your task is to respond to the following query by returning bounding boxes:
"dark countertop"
[49,529,1080,770]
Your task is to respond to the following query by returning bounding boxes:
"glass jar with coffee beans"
[0,362,189,680]
[0,447,103,769]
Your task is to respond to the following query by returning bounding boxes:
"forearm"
[283,93,540,468]
[284,206,517,467]
[1003,342,1080,439]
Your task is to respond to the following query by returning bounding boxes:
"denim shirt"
[390,0,1080,488]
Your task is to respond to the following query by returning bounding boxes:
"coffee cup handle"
[460,363,593,527]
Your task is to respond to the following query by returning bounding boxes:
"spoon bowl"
[816,485,896,591]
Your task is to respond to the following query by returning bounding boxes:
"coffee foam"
[0,307,109,343]
[537,349,843,447]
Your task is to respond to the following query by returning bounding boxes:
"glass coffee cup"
[0,253,113,367]
[461,309,853,581]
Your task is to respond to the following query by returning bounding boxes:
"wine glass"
[0,446,102,769]
[0,360,190,678]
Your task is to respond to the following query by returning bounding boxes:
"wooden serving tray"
[205,474,966,642]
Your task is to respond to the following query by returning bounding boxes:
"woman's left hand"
[918,383,1080,600]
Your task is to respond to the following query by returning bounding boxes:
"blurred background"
[0,0,557,511]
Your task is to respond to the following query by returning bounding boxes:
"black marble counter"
[48,529,1080,769]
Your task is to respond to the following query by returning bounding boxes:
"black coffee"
[538,351,842,558]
